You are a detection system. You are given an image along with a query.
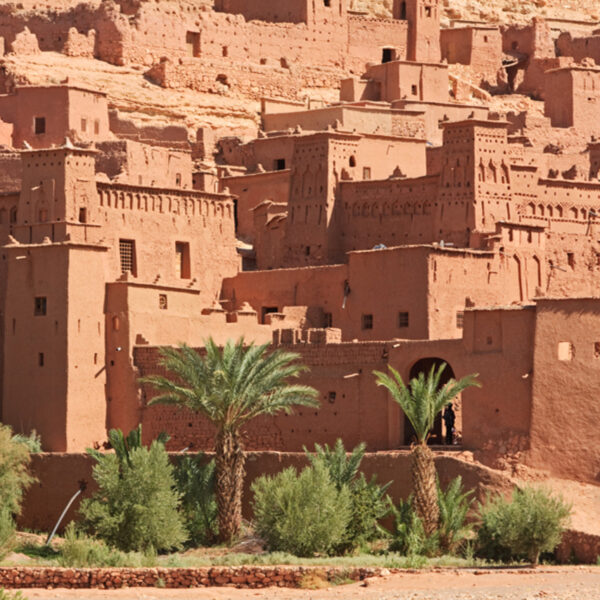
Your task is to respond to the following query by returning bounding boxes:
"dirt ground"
[12,566,600,600]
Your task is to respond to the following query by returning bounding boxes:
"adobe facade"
[0,1,599,495]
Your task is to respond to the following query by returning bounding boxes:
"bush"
[0,507,16,561]
[80,439,187,553]
[306,440,391,552]
[391,477,473,557]
[390,496,438,556]
[437,476,474,554]
[477,486,571,565]
[174,453,218,546]
[58,523,157,568]
[11,430,42,454]
[252,462,351,557]
[0,424,34,515]
[0,590,27,600]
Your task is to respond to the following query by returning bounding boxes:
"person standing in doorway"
[443,403,456,445]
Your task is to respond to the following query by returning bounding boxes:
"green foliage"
[80,437,187,553]
[373,364,480,443]
[0,424,35,516]
[174,453,218,546]
[252,462,351,557]
[390,497,439,557]
[437,476,474,554]
[11,430,42,454]
[0,507,16,561]
[476,486,571,564]
[390,477,473,557]
[58,523,156,568]
[305,440,391,553]
[305,439,366,489]
[0,590,27,600]
[142,339,320,429]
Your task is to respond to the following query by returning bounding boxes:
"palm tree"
[373,363,479,535]
[141,338,319,543]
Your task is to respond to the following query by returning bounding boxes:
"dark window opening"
[362,314,373,330]
[363,167,371,180]
[323,312,333,327]
[78,207,87,223]
[328,391,336,403]
[119,239,137,276]
[567,252,575,269]
[261,306,279,324]
[275,158,286,171]
[38,352,45,367]
[324,0,331,6]
[511,41,518,50]
[398,311,409,328]
[9,207,16,224]
[400,1,406,19]
[34,296,47,316]
[94,119,100,135]
[349,156,356,167]
[411,84,418,95]
[175,241,191,279]
[186,31,200,57]
[456,311,464,329]
[175,173,182,187]
[425,5,432,17]
[382,48,393,63]
[159,294,168,310]
[305,246,310,256]
[34,117,46,135]
[222,46,228,57]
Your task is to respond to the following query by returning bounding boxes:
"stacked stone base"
[0,566,384,589]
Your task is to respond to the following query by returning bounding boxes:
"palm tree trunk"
[411,442,439,535]
[215,428,245,544]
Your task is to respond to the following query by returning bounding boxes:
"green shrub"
[0,590,27,600]
[80,438,187,553]
[252,462,351,557]
[305,439,391,553]
[390,496,439,557]
[58,523,156,568]
[437,476,474,554]
[11,431,42,454]
[477,486,571,565]
[174,453,218,546]
[0,425,34,515]
[0,507,16,561]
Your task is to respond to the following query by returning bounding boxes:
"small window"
[411,84,418,95]
[425,5,432,17]
[328,391,336,403]
[363,167,371,180]
[594,342,600,358]
[456,311,464,329]
[398,312,409,328]
[484,35,489,43]
[94,119,100,135]
[34,297,47,316]
[275,158,286,171]
[557,341,573,361]
[80,118,87,132]
[159,294,168,310]
[511,41,518,50]
[323,312,333,327]
[78,207,87,223]
[175,241,191,279]
[567,252,575,269]
[222,45,228,57]
[305,246,310,256]
[362,314,373,330]
[38,352,44,367]
[38,209,48,222]
[119,239,137,276]
[349,156,356,168]
[34,117,46,135]
[186,31,200,57]
[382,48,393,63]
[324,0,331,6]
[175,173,182,187]
[9,207,16,223]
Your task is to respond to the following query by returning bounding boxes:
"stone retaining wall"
[0,566,383,589]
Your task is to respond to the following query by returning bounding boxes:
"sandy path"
[12,567,600,600]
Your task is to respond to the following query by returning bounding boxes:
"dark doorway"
[400,1,407,19]
[403,357,455,445]
[382,48,394,63]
